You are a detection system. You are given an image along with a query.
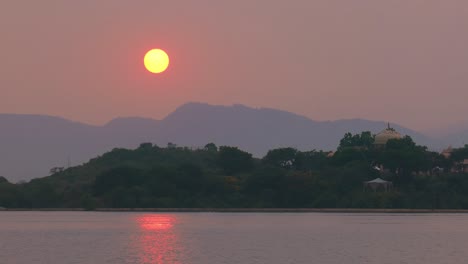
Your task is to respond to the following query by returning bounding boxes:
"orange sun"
[144,49,169,74]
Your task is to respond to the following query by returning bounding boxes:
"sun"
[144,49,169,74]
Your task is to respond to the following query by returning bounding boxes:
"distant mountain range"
[0,102,466,181]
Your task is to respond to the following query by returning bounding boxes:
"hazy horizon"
[2,1,468,132]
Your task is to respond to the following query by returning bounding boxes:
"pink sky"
[1,1,467,132]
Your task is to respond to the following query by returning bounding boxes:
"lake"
[0,212,467,263]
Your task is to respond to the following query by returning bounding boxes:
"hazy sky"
[1,1,468,132]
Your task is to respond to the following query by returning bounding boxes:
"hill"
[0,103,438,181]
[1,137,468,209]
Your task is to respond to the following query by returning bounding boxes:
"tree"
[204,143,218,152]
[80,194,97,210]
[138,142,153,150]
[379,136,429,178]
[451,145,468,162]
[167,142,177,149]
[338,131,374,150]
[218,146,253,175]
[294,150,329,170]
[93,167,145,195]
[263,148,298,169]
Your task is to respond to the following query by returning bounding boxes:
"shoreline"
[2,208,468,213]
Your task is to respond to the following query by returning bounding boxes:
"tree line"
[1,132,468,209]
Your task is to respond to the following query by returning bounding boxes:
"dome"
[441,146,453,158]
[374,124,402,145]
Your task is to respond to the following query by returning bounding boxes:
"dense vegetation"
[1,132,468,209]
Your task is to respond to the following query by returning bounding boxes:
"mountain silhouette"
[0,103,447,181]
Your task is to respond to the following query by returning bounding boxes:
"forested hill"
[0,102,434,181]
[1,134,468,209]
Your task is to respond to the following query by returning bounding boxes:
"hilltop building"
[441,146,453,159]
[373,123,402,147]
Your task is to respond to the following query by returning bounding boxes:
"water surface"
[0,212,467,263]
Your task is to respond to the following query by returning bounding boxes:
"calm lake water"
[0,212,467,264]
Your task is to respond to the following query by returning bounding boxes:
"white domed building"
[441,146,453,159]
[373,124,402,147]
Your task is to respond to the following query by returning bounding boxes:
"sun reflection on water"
[138,215,176,231]
[135,214,183,264]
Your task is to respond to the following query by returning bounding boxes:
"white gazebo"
[363,178,393,192]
